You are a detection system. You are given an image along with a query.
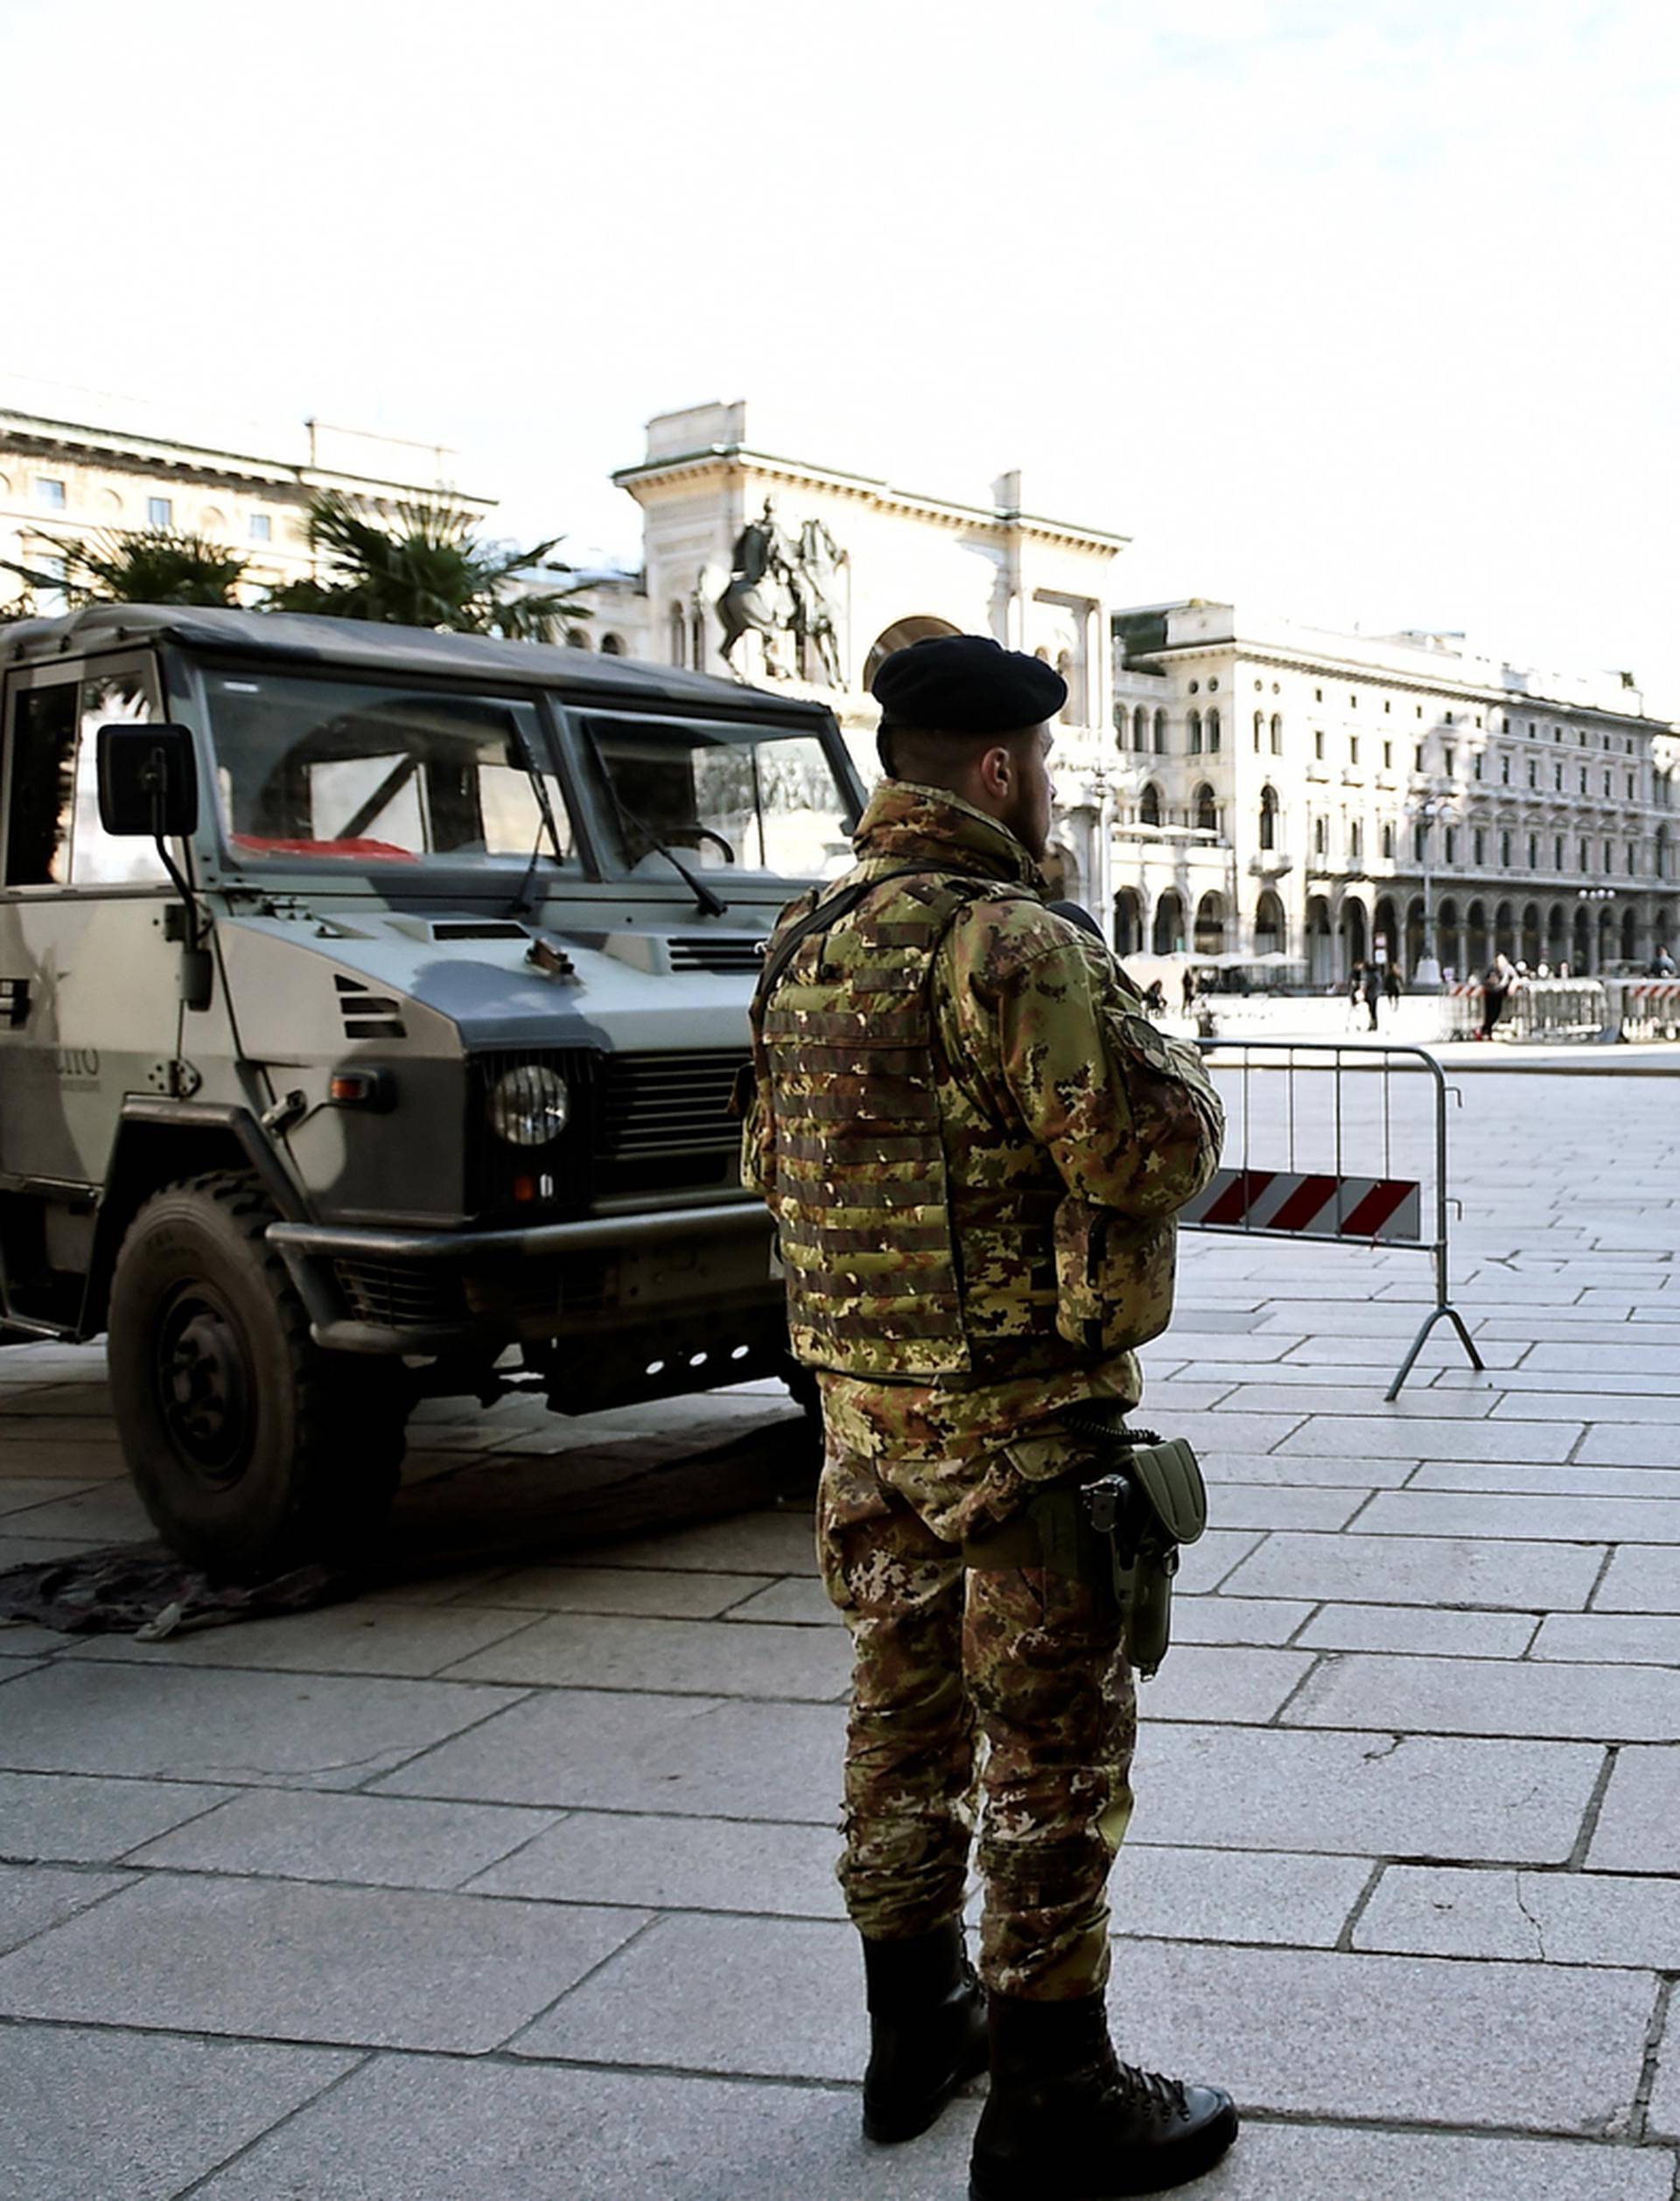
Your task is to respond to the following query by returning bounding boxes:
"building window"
[1603,771,1613,798]
[1194,783,1217,835]
[1473,753,1483,780]
[1258,786,1278,851]
[1628,773,1636,801]
[1382,740,1393,769]
[1270,713,1283,754]
[1131,705,1147,751]
[1313,729,1325,761]
[1349,819,1362,866]
[148,496,173,529]
[1628,840,1637,873]
[1474,827,1486,865]
[1444,825,1457,864]
[1501,755,1511,785]
[1528,760,1537,789]
[1187,679,1199,694]
[1413,747,1424,774]
[669,602,687,667]
[1444,711,1454,726]
[1153,710,1167,754]
[1349,692,1358,709]
[1554,762,1563,790]
[599,632,625,655]
[1382,822,1395,860]
[1314,687,1323,702]
[1605,840,1614,873]
[1207,708,1221,752]
[248,512,272,542]
[1253,710,1264,753]
[1579,768,1588,794]
[1140,782,1162,827]
[1443,746,1454,778]
[1412,823,1425,863]
[1349,735,1360,765]
[1527,833,1538,869]
[34,478,66,508]
[1579,838,1590,869]
[1187,710,1203,754]
[1313,814,1327,857]
[1501,831,1513,866]
[1383,698,1392,713]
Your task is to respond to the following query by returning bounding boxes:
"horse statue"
[788,516,847,689]
[716,500,795,676]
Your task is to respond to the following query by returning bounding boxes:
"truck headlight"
[486,1064,570,1147]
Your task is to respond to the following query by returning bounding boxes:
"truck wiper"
[584,725,727,917]
[502,714,571,918]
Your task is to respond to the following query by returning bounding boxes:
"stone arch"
[1194,891,1228,956]
[1521,901,1543,966]
[1192,781,1217,835]
[1187,708,1203,754]
[1113,887,1143,957]
[564,627,592,649]
[863,614,961,690]
[1152,709,1167,754]
[1598,904,1617,967]
[1573,903,1592,971]
[1437,896,1462,979]
[1152,888,1186,956]
[1494,900,1516,957]
[1258,784,1279,851]
[1340,893,1368,971]
[1131,704,1148,751]
[1546,903,1568,966]
[598,632,626,655]
[1139,782,1163,828]
[1306,894,1334,986]
[1621,906,1640,963]
[1404,895,1426,978]
[1254,888,1286,957]
[1466,899,1489,974]
[1374,894,1400,968]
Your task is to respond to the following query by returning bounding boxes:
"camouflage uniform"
[745,780,1223,2001]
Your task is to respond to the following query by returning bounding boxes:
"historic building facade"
[1110,601,1679,979]
[0,385,491,613]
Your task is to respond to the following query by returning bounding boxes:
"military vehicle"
[0,606,863,1577]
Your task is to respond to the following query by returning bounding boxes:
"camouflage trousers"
[817,1439,1137,2001]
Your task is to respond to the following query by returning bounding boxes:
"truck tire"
[107,1172,408,1581]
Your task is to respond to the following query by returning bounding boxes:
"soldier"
[742,634,1238,2197]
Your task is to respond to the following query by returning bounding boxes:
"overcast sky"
[4,0,1676,700]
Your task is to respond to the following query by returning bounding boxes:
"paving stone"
[1356,1863,1680,1967]
[1110,1843,1369,1948]
[1221,1530,1604,1611]
[1358,1489,1680,1545]
[1297,1603,1538,1658]
[1214,1385,1497,1420]
[1289,1651,1680,1743]
[1578,1425,1680,1468]
[1203,1484,1373,1532]
[0,1621,68,1655]
[473,1565,776,1617]
[0,1770,236,1861]
[0,1873,646,2051]
[129,1788,561,1889]
[1652,2028,1680,2141]
[0,1655,44,1684]
[374,1688,844,1821]
[0,1477,106,1517]
[514,1911,860,2078]
[578,1509,820,1576]
[1142,1645,1314,1725]
[1279,1416,1583,1461]
[1495,1390,1680,1422]
[0,1437,125,1476]
[1593,1546,1680,1612]
[0,1861,133,1952]
[0,1659,525,1786]
[469,1809,847,1917]
[1142,1328,1295,1361]
[190,2056,983,2201]
[61,1602,547,1679]
[1586,1749,1680,1873]
[1182,1447,1414,1488]
[1133,1723,1601,1863]
[1158,1412,1310,1456]
[1173,1596,1315,1646]
[1412,1460,1680,1500]
[1174,1527,1264,1591]
[438,1611,851,1700]
[0,1481,152,1540]
[1094,1938,1654,2133]
[0,2022,356,2201]
[1533,1613,1680,1663]
[0,1533,103,1569]
[724,1575,839,1624]
[1189,2123,1676,2200]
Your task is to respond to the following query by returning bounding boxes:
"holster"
[962,1409,1208,1680]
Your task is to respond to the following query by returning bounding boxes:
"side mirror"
[97,724,200,839]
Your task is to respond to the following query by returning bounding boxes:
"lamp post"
[1577,885,1615,977]
[1405,785,1459,988]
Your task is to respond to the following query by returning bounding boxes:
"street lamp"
[1405,786,1460,988]
[1577,885,1615,977]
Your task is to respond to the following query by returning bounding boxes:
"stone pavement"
[2,1069,1678,2200]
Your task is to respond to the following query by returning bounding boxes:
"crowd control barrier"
[1606,980,1680,1041]
[1189,1039,1482,1400]
[1441,978,1609,1043]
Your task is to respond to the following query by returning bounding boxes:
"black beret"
[871,634,1068,734]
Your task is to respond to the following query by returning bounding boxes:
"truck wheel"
[107,1172,408,1581]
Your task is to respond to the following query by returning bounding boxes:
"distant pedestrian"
[1346,961,1366,1029]
[1480,951,1516,1040]
[1383,963,1403,1012]
[1143,977,1167,1016]
[1652,944,1676,978]
[1181,967,1197,1014]
[1362,962,1382,1031]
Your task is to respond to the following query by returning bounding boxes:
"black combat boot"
[859,1920,989,2143]
[969,1992,1238,2198]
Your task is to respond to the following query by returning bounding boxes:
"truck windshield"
[203,671,577,870]
[581,711,853,880]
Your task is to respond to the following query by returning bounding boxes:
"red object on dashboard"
[229,835,419,861]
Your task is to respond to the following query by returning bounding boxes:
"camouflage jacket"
[745,781,1225,1539]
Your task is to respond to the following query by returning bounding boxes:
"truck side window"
[4,684,79,885]
[69,673,169,887]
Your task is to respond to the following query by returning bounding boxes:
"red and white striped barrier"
[1181,1167,1423,1244]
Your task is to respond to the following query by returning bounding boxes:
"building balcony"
[1249,849,1294,879]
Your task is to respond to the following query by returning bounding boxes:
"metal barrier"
[1606,979,1680,1041]
[1440,978,1608,1043]
[1190,1038,1482,1399]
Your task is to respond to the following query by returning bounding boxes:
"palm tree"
[0,529,248,607]
[267,491,591,641]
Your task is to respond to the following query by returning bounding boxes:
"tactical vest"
[753,865,1090,1385]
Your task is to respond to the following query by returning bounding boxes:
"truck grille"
[334,1260,467,1329]
[596,1048,747,1195]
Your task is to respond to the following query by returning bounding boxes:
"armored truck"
[0,605,864,1578]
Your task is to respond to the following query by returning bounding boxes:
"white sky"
[4,0,1677,701]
